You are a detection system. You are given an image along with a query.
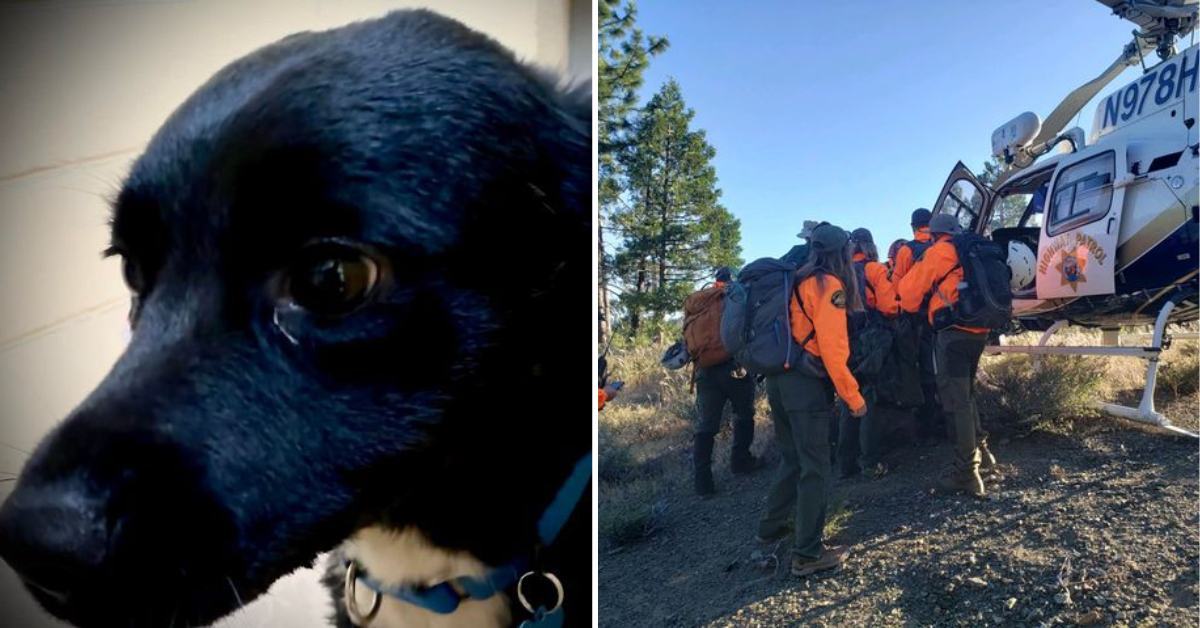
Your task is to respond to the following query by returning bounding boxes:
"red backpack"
[683,285,731,368]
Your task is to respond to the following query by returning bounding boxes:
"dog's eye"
[285,243,380,315]
[121,257,145,294]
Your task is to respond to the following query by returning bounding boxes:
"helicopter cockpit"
[986,168,1054,296]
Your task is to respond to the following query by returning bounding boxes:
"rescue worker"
[890,208,933,281]
[691,267,762,496]
[834,228,895,479]
[892,208,943,441]
[780,220,819,266]
[598,353,621,410]
[851,228,897,317]
[886,238,906,277]
[714,266,732,287]
[897,213,995,497]
[757,223,865,577]
[598,384,619,411]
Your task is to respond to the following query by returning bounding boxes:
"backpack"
[682,285,730,367]
[719,258,803,376]
[779,243,809,267]
[793,278,893,380]
[903,239,931,263]
[875,315,925,408]
[931,233,1014,330]
[848,261,893,378]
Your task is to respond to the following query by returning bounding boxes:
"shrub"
[599,477,664,546]
[1158,340,1198,398]
[977,353,1109,425]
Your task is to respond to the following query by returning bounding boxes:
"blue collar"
[352,452,592,615]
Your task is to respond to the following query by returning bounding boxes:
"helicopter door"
[1035,149,1126,299]
[932,161,993,234]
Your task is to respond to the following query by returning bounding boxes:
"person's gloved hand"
[849,402,868,418]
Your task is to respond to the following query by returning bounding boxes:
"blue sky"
[635,0,1184,262]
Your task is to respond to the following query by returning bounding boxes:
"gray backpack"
[720,258,803,376]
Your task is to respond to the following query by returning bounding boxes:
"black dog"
[0,10,590,628]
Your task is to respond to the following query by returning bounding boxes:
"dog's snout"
[0,482,108,603]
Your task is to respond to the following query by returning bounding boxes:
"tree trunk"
[597,219,610,346]
[629,267,646,336]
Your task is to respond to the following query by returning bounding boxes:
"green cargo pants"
[757,369,834,560]
[917,316,946,438]
[934,327,989,469]
[694,361,757,460]
[835,382,880,475]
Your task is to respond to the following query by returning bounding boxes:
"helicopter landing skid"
[985,298,1198,439]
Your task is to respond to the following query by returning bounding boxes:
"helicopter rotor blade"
[1026,39,1154,150]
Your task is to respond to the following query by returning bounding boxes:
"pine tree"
[598,0,667,345]
[978,155,1026,232]
[611,79,742,337]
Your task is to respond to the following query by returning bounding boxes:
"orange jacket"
[853,253,898,317]
[896,234,989,334]
[890,227,932,281]
[598,388,608,411]
[789,273,866,412]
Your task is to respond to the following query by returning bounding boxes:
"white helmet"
[661,341,691,370]
[1007,240,1036,291]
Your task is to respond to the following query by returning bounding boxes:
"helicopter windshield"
[985,169,1053,235]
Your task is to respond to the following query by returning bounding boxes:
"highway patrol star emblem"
[1055,250,1087,291]
[831,290,846,308]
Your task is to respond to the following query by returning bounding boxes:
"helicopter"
[928,0,1199,435]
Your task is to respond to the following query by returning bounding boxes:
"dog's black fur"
[0,10,590,627]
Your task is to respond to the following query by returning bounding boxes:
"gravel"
[599,411,1199,627]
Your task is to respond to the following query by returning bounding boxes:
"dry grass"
[1159,340,1198,398]
[975,353,1109,426]
[598,344,692,549]
[599,326,1198,547]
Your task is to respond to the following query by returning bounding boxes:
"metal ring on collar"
[516,571,564,615]
[344,561,382,626]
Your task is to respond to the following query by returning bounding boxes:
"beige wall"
[0,1,590,626]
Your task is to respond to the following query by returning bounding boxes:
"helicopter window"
[1018,180,1050,229]
[938,179,983,231]
[1023,208,1044,229]
[1047,151,1115,237]
[985,169,1052,236]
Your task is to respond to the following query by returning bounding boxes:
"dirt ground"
[599,399,1199,627]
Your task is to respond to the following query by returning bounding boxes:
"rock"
[966,576,989,588]
[1074,609,1103,625]
[1005,597,1018,610]
[1056,590,1074,605]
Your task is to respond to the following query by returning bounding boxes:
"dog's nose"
[0,483,108,603]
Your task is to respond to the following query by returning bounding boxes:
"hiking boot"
[936,467,986,498]
[790,545,848,577]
